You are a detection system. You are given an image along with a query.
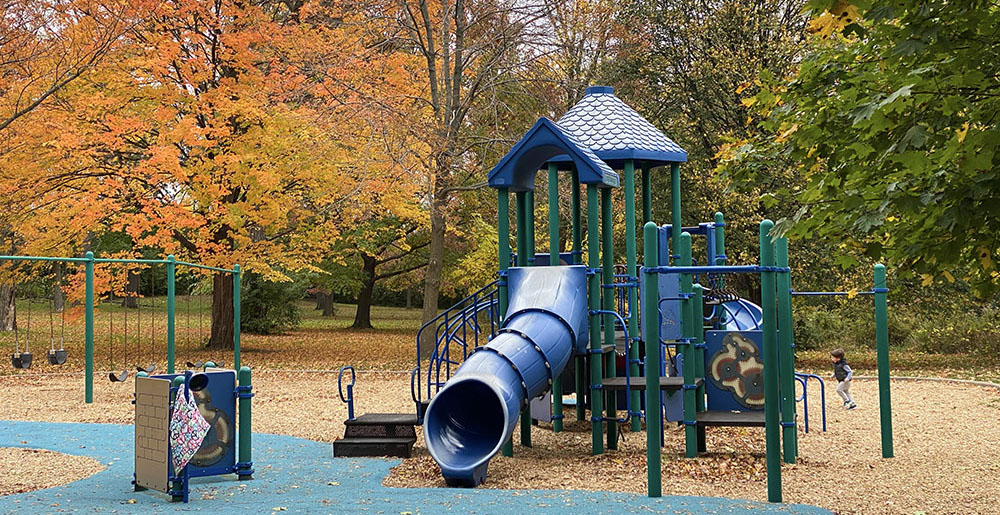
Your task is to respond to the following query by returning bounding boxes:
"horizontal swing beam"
[0,255,238,274]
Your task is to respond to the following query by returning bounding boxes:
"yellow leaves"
[736,82,752,94]
[807,1,861,40]
[921,274,935,286]
[956,122,970,143]
[776,123,799,143]
[942,270,955,283]
[741,97,757,108]
[979,247,993,270]
[846,288,858,299]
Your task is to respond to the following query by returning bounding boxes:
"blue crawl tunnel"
[423,265,588,487]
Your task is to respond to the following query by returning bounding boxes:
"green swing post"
[776,238,797,463]
[548,164,564,433]
[587,185,604,455]
[85,251,95,404]
[601,187,617,449]
[874,264,894,458]
[237,365,253,480]
[624,160,641,432]
[572,169,586,421]
[167,255,176,374]
[760,220,782,502]
[678,233,697,458]
[642,222,661,497]
[233,264,242,371]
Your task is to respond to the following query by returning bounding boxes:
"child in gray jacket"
[831,348,857,410]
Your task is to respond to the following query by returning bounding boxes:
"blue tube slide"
[423,265,588,487]
[720,298,764,331]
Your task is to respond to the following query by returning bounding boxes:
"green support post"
[500,189,515,457]
[233,265,241,371]
[678,233,697,458]
[84,251,94,404]
[670,163,681,239]
[642,165,652,225]
[520,189,535,447]
[693,284,706,453]
[714,213,726,268]
[624,160,641,432]
[237,366,253,480]
[587,185,604,455]
[760,220,782,503]
[548,164,564,433]
[642,222,661,497]
[776,238,797,463]
[600,188,617,449]
[572,169,586,421]
[170,375,187,500]
[874,264,894,458]
[167,255,176,374]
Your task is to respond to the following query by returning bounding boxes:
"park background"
[0,0,997,383]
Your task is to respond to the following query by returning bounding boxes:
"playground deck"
[0,420,829,514]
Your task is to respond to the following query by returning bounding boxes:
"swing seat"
[109,370,129,382]
[47,349,67,365]
[137,363,156,374]
[10,352,32,369]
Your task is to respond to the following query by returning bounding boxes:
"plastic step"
[601,376,703,391]
[332,437,417,458]
[344,413,418,426]
[695,410,766,427]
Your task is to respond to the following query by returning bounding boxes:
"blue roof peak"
[550,86,687,167]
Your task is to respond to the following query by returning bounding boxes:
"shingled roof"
[550,86,686,168]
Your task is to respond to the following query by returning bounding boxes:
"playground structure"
[380,86,895,502]
[1,253,243,403]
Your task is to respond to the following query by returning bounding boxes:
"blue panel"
[704,331,765,411]
[155,370,237,478]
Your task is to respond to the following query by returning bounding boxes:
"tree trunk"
[319,292,335,317]
[122,271,139,308]
[315,293,324,310]
[352,254,377,329]
[405,287,412,309]
[0,284,15,331]
[207,272,234,349]
[421,199,447,324]
[53,263,64,312]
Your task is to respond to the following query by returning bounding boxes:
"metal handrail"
[337,365,356,421]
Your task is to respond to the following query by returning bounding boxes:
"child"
[830,348,857,410]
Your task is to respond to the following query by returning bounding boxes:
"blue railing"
[414,281,500,404]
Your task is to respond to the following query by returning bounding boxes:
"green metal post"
[693,284,706,453]
[170,375,186,500]
[678,233,696,457]
[776,238,797,463]
[84,251,94,404]
[521,189,535,447]
[642,222,661,497]
[601,187,617,449]
[642,165,652,225]
[624,160,641,432]
[874,264,894,458]
[237,366,253,479]
[760,220,782,502]
[714,213,726,278]
[233,265,241,371]
[505,191,528,457]
[498,188,511,318]
[587,185,604,455]
[548,164,564,433]
[166,255,176,374]
[670,163,681,241]
[572,169,585,421]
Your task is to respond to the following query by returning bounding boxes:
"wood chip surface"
[1,373,998,513]
[0,447,105,496]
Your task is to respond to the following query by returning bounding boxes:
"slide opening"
[425,378,507,471]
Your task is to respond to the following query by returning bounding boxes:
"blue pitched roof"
[488,117,619,191]
[549,86,687,168]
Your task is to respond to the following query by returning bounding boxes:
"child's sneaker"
[847,403,858,410]
[843,400,850,408]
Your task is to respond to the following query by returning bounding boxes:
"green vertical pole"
[642,165,652,224]
[233,265,241,371]
[237,366,253,479]
[600,187,617,450]
[714,213,726,269]
[760,220,782,502]
[642,222,661,497]
[520,189,535,447]
[84,251,94,404]
[624,160,641,432]
[776,238,796,463]
[170,375,187,499]
[166,255,176,374]
[498,188,511,317]
[693,284,706,453]
[874,264,894,458]
[670,163,681,240]
[506,191,528,456]
[548,164,564,433]
[678,233,696,457]
[587,184,604,455]
[572,169,585,421]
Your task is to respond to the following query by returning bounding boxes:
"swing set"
[1,253,243,404]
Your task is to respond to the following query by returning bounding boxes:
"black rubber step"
[601,377,703,391]
[332,437,417,458]
[344,413,419,426]
[696,410,766,427]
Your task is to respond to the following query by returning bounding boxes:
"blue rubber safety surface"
[0,420,830,514]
